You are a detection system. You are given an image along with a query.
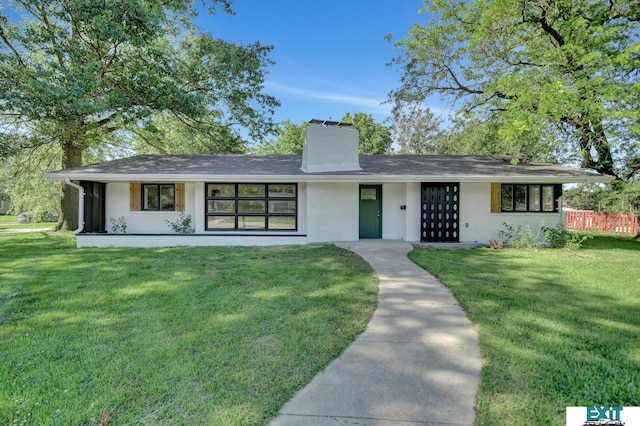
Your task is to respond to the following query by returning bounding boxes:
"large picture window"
[500,184,560,212]
[205,183,297,231]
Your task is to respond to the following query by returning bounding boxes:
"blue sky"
[197,1,446,129]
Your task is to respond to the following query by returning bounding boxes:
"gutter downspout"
[558,194,566,230]
[64,178,85,234]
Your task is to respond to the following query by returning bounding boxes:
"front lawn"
[0,215,56,230]
[409,234,640,425]
[0,232,378,425]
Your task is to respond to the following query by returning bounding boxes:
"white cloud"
[265,80,455,125]
[266,81,392,115]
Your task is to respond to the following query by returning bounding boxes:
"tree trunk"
[575,113,617,178]
[588,118,616,178]
[57,142,83,232]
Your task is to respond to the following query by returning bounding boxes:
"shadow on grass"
[409,241,640,425]
[0,233,377,425]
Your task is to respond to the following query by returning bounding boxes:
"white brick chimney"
[301,119,361,173]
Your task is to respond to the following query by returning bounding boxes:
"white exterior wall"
[458,182,562,243]
[105,182,197,234]
[296,183,308,235]
[404,182,422,242]
[381,183,406,240]
[388,181,562,244]
[306,182,358,243]
[93,180,562,247]
[95,181,307,247]
[193,182,205,233]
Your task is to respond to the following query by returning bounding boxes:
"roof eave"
[45,172,614,184]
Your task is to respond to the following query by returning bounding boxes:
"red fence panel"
[565,210,639,236]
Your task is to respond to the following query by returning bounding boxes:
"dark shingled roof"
[46,154,610,181]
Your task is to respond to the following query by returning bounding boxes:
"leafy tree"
[389,0,640,177]
[436,112,567,163]
[563,183,609,211]
[132,115,246,155]
[0,146,60,217]
[565,180,640,215]
[0,137,130,218]
[341,112,392,154]
[254,114,393,154]
[251,120,307,154]
[614,181,640,215]
[390,105,443,154]
[0,0,279,230]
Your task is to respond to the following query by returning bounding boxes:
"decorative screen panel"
[421,183,460,243]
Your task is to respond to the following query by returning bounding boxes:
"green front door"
[359,185,382,239]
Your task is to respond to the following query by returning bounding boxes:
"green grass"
[409,234,640,426]
[0,232,378,425]
[0,215,56,230]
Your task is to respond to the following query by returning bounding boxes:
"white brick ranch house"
[46,120,613,248]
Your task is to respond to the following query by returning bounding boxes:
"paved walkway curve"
[269,240,481,426]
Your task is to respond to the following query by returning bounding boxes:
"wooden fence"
[565,210,639,236]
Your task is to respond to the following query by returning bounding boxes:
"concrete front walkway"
[269,240,481,426]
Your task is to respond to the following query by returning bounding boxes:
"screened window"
[500,184,560,212]
[142,184,175,211]
[205,183,297,231]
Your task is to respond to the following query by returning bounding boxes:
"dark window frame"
[205,183,298,231]
[500,183,561,213]
[141,183,176,211]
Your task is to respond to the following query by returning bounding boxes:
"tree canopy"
[253,113,393,155]
[0,0,279,229]
[252,119,308,154]
[390,0,640,178]
[342,112,393,154]
[131,115,246,155]
[390,105,443,154]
